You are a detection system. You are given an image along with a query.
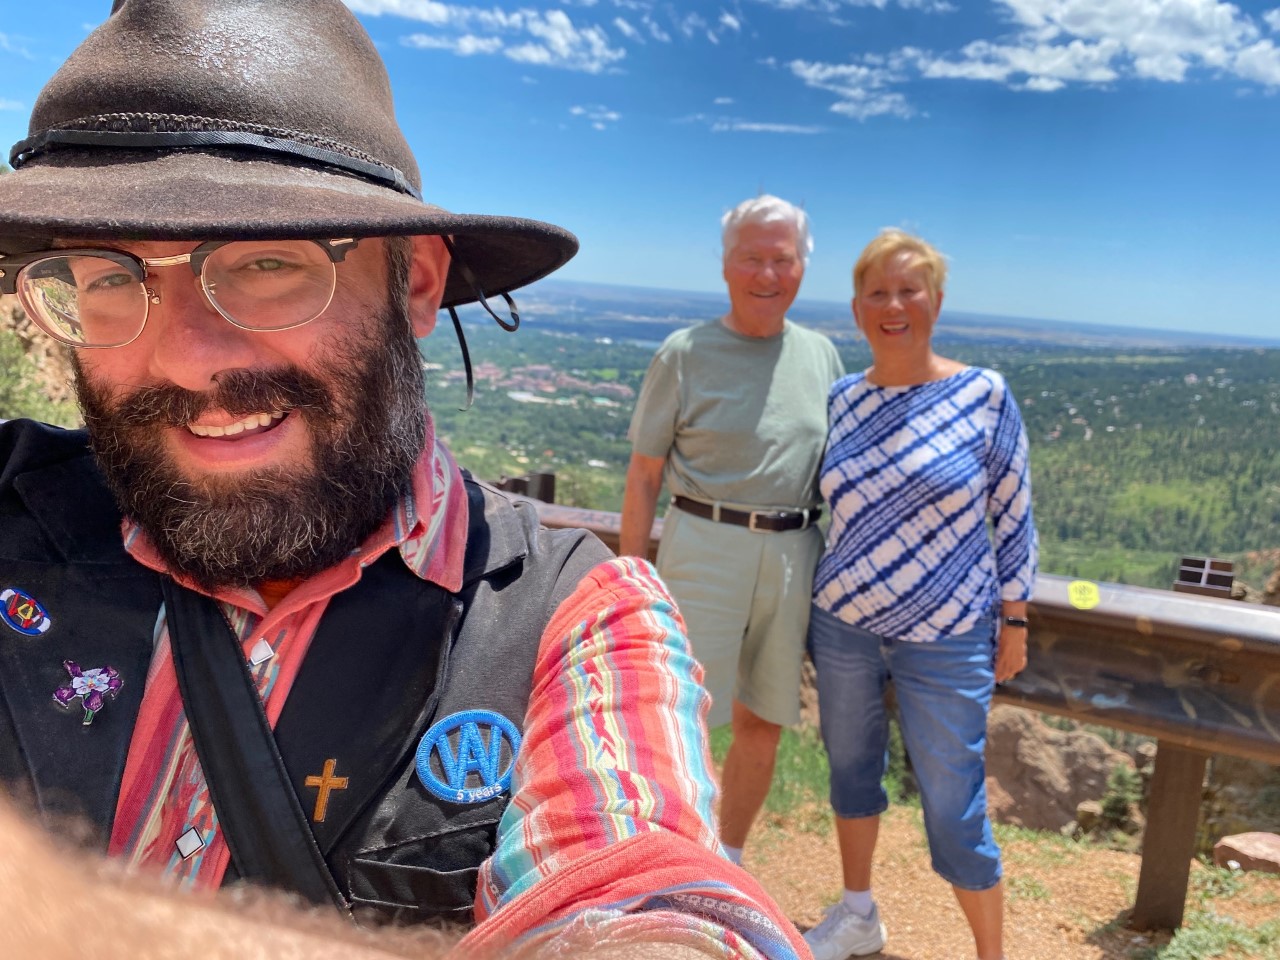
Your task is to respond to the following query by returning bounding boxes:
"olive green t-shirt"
[628,319,845,510]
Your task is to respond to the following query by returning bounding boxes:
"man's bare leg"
[718,699,782,852]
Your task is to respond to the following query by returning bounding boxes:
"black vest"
[0,418,611,924]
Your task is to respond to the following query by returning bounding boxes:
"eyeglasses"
[0,238,360,348]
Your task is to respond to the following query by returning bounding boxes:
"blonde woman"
[804,231,1037,960]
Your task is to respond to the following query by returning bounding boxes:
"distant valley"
[432,282,1280,595]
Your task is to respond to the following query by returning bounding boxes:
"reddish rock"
[1213,832,1280,874]
[984,705,1134,832]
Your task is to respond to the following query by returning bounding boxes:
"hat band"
[9,127,423,202]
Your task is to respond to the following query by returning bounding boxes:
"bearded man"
[0,3,807,958]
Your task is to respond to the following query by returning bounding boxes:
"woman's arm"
[995,600,1029,683]
[986,375,1037,683]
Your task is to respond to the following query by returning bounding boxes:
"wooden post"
[527,471,556,503]
[1130,741,1209,931]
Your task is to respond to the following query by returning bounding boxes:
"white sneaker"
[803,901,887,959]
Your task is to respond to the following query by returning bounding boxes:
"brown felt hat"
[0,0,577,309]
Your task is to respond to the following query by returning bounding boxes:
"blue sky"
[3,1,1279,337]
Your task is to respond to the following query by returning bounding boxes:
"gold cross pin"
[303,758,349,823]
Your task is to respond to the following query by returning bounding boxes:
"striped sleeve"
[985,375,1038,601]
[465,556,808,959]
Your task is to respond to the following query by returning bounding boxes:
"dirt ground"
[742,804,1280,960]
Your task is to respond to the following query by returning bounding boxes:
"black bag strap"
[160,577,349,914]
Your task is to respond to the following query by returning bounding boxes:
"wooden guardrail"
[528,498,1280,931]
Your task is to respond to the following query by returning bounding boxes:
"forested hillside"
[427,322,1280,592]
[2,298,1276,593]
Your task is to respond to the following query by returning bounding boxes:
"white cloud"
[613,16,641,40]
[917,37,1121,85]
[509,10,624,71]
[397,6,624,73]
[677,13,708,39]
[714,96,735,104]
[404,32,504,54]
[711,119,825,133]
[345,0,452,24]
[0,32,34,59]
[910,0,1280,90]
[570,103,622,129]
[1021,74,1065,91]
[789,57,918,119]
[1233,39,1280,85]
[720,11,742,31]
[0,98,23,111]
[644,15,672,42]
[680,111,824,133]
[748,0,954,13]
[776,0,1280,126]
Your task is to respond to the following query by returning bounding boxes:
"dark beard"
[73,303,427,591]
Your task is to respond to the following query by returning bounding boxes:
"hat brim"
[0,149,577,309]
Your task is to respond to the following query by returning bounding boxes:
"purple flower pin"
[53,660,123,726]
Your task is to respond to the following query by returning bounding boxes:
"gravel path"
[743,804,1279,960]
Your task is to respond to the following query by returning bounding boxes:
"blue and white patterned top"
[813,367,1037,643]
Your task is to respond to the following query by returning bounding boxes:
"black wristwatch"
[1003,616,1029,628]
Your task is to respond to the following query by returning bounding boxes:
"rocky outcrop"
[1213,832,1280,875]
[984,705,1135,832]
[1265,564,1280,607]
[1202,755,1280,850]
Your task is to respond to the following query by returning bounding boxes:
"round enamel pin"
[1,587,53,636]
[416,710,521,805]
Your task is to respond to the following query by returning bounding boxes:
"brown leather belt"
[673,495,821,533]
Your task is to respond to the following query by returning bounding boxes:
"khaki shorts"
[656,505,823,728]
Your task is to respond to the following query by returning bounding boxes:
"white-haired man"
[620,195,844,865]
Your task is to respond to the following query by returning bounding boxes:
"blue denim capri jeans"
[807,603,1002,891]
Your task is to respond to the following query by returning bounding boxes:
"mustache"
[105,367,337,427]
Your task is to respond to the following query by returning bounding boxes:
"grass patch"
[1190,861,1245,903]
[1134,911,1280,959]
[710,724,832,821]
[993,822,1083,869]
[1249,887,1280,908]
[1007,875,1051,902]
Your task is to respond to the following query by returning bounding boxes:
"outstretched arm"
[466,557,809,960]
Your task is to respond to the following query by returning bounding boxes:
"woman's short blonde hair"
[853,229,948,300]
